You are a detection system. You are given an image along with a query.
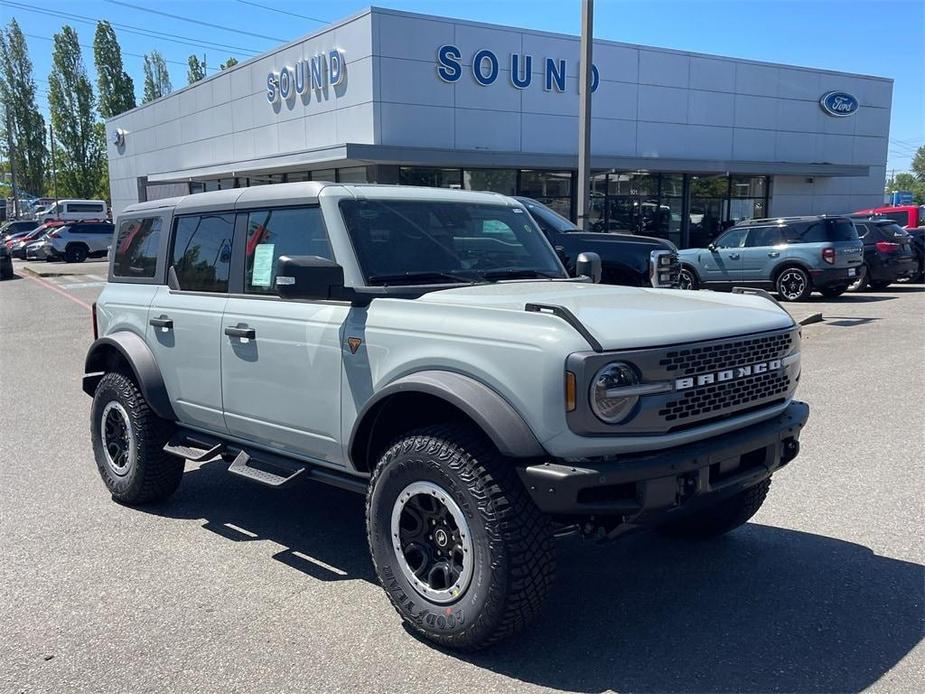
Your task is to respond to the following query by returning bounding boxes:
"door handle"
[728,253,740,260]
[149,315,173,329]
[768,251,780,258]
[225,325,256,339]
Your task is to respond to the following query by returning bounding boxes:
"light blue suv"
[678,215,864,301]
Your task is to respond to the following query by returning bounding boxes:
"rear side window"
[854,223,871,238]
[113,217,162,278]
[830,220,859,241]
[66,202,105,213]
[796,223,827,243]
[171,214,234,292]
[879,211,910,226]
[244,207,332,294]
[745,227,783,247]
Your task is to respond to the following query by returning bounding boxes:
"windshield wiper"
[366,271,479,286]
[480,269,563,281]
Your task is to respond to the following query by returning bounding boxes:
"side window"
[113,217,162,278]
[798,223,827,243]
[854,223,870,239]
[481,219,518,242]
[171,214,234,292]
[745,227,783,248]
[715,228,748,248]
[244,207,332,294]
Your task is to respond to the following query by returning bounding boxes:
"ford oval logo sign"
[820,91,859,117]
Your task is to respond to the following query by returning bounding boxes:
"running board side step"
[163,431,225,462]
[228,450,305,488]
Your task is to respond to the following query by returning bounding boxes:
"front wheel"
[659,478,771,539]
[679,267,699,291]
[90,372,183,504]
[775,267,813,301]
[366,424,555,650]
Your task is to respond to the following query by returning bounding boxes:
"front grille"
[659,371,791,422]
[651,250,681,288]
[658,331,793,376]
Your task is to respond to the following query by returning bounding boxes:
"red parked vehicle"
[852,205,925,229]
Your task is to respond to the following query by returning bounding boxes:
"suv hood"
[417,281,794,350]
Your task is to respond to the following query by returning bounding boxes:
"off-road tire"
[679,266,700,291]
[366,423,555,650]
[775,267,813,302]
[819,285,848,298]
[90,371,182,504]
[659,478,771,539]
[65,243,88,263]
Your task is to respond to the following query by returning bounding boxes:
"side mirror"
[707,243,717,252]
[576,251,602,284]
[276,255,345,300]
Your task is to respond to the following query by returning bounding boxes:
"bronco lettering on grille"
[674,358,783,391]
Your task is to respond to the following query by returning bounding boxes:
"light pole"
[576,0,594,230]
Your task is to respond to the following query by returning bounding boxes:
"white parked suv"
[46,221,114,262]
[39,199,108,223]
[83,183,809,649]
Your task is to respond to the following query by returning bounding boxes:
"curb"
[19,266,70,279]
[798,312,824,326]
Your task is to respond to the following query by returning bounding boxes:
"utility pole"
[49,122,59,208]
[576,0,594,230]
[5,108,19,219]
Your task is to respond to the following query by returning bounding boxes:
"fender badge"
[347,337,362,354]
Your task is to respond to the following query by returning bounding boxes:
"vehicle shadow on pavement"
[455,525,924,693]
[804,294,895,304]
[140,459,376,583]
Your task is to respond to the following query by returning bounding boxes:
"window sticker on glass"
[252,243,275,287]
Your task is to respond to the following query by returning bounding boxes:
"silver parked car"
[83,183,808,649]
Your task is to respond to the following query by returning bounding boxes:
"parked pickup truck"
[515,196,680,288]
[83,184,808,650]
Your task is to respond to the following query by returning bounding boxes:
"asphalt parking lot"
[1,260,923,694]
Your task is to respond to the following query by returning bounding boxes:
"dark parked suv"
[679,215,864,300]
[848,217,918,291]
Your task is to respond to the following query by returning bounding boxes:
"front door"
[701,227,747,285]
[146,212,235,433]
[220,205,349,466]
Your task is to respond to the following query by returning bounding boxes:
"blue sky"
[2,0,922,173]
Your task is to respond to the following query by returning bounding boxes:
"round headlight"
[590,361,641,423]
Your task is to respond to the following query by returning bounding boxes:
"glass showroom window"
[599,172,659,235]
[463,169,516,196]
[337,166,369,183]
[729,175,769,226]
[656,174,684,248]
[689,174,730,248]
[399,167,462,189]
[313,168,337,182]
[518,170,572,219]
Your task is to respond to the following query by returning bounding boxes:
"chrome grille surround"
[565,326,800,436]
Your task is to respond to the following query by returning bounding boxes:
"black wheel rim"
[390,481,473,603]
[100,401,134,476]
[779,270,806,300]
[679,270,695,290]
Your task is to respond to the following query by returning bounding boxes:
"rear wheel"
[660,479,771,539]
[366,423,555,650]
[775,267,812,301]
[90,372,183,504]
[819,285,848,298]
[679,267,699,290]
[65,244,88,263]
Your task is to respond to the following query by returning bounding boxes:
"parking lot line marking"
[21,272,93,312]
[222,523,258,538]
[87,274,107,282]
[291,551,348,576]
[62,281,106,290]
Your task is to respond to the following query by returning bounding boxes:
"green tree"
[143,50,172,103]
[220,56,238,70]
[93,21,136,118]
[886,172,925,205]
[187,54,205,84]
[911,145,925,183]
[0,18,47,199]
[48,25,106,199]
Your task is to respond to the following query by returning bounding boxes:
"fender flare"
[82,332,176,420]
[349,370,546,465]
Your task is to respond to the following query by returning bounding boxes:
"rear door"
[220,205,348,464]
[701,227,747,284]
[739,226,784,284]
[146,212,234,433]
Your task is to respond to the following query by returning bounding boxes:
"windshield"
[880,223,909,239]
[339,199,567,285]
[513,197,577,234]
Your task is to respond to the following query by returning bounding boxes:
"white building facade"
[106,7,892,247]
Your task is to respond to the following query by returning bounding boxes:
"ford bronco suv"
[83,183,808,650]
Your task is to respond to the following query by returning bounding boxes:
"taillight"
[91,302,99,340]
[875,241,900,253]
[822,247,836,264]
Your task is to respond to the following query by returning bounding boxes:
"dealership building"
[105,6,893,247]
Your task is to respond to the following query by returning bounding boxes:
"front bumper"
[518,400,809,518]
